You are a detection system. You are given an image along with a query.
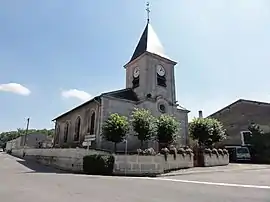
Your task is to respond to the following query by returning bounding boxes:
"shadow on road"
[16,159,67,174]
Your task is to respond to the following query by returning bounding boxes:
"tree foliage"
[189,118,226,147]
[0,128,54,148]
[102,113,129,153]
[248,124,270,163]
[131,108,155,148]
[156,114,179,147]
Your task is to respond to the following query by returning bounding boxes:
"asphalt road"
[0,153,270,202]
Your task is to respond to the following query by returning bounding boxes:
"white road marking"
[48,173,270,190]
[148,178,270,189]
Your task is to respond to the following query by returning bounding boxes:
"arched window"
[63,122,69,143]
[90,112,95,135]
[86,109,91,133]
[74,117,81,141]
[55,125,60,144]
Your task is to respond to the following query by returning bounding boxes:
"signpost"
[83,134,96,151]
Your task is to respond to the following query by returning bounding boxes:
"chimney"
[198,110,203,118]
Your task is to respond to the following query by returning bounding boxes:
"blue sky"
[1,0,270,132]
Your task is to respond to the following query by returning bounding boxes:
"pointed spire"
[127,3,174,64]
[129,23,168,62]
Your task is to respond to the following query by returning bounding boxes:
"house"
[52,16,190,152]
[6,133,51,150]
[208,99,270,146]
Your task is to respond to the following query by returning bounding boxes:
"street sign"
[84,134,96,142]
[82,141,91,147]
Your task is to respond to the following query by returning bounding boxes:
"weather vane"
[146,2,150,23]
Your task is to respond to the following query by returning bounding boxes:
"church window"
[132,77,139,88]
[55,125,60,144]
[158,103,166,113]
[63,122,69,143]
[86,110,91,133]
[74,116,81,141]
[157,74,166,87]
[90,112,95,135]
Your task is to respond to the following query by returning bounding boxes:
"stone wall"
[11,148,108,172]
[11,148,194,175]
[203,154,229,167]
[113,154,194,175]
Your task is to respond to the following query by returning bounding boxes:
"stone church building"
[52,20,190,152]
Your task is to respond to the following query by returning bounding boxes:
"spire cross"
[146,2,150,23]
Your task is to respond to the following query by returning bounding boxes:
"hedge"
[83,154,115,175]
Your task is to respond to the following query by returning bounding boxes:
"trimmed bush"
[83,154,115,175]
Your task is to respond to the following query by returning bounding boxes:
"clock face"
[156,64,166,76]
[133,67,140,78]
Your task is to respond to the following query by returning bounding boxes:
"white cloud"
[0,83,31,96]
[61,89,92,101]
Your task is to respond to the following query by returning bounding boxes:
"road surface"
[0,153,269,202]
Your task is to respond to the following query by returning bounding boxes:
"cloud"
[61,89,92,101]
[0,83,31,96]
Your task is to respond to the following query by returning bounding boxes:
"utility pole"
[24,118,30,147]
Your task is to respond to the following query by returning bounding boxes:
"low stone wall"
[113,155,163,175]
[113,154,194,175]
[164,154,194,171]
[11,148,108,172]
[203,154,229,167]
[11,148,194,175]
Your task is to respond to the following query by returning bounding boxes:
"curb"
[158,166,270,177]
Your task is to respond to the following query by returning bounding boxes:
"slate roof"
[52,88,139,121]
[129,23,169,62]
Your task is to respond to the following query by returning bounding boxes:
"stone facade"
[52,22,189,152]
[208,99,270,146]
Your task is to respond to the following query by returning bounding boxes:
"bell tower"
[124,3,177,105]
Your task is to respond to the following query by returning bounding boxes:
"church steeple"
[128,2,171,63]
[129,23,168,63]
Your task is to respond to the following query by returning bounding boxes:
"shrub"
[169,145,177,159]
[160,147,169,161]
[137,148,156,156]
[177,148,186,155]
[185,148,194,156]
[218,148,224,155]
[83,154,115,175]
[204,148,212,155]
[223,149,229,155]
[212,148,218,156]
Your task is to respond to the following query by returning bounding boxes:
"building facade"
[53,21,189,152]
[208,99,270,146]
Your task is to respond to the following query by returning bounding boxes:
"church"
[52,13,190,152]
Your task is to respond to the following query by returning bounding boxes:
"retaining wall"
[11,148,108,172]
[11,148,194,175]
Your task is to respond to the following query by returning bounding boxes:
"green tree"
[189,118,226,147]
[248,124,270,163]
[156,114,179,148]
[102,113,129,153]
[131,108,155,148]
